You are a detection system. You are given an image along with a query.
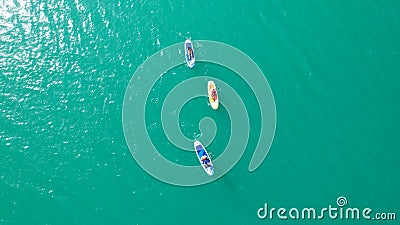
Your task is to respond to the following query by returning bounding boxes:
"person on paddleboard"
[201,155,212,167]
[211,89,217,101]
[187,47,194,60]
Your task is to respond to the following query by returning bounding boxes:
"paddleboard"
[208,80,219,110]
[194,140,214,176]
[184,39,195,68]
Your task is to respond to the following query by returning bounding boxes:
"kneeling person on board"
[201,155,212,167]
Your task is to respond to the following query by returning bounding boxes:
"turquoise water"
[1,0,399,224]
